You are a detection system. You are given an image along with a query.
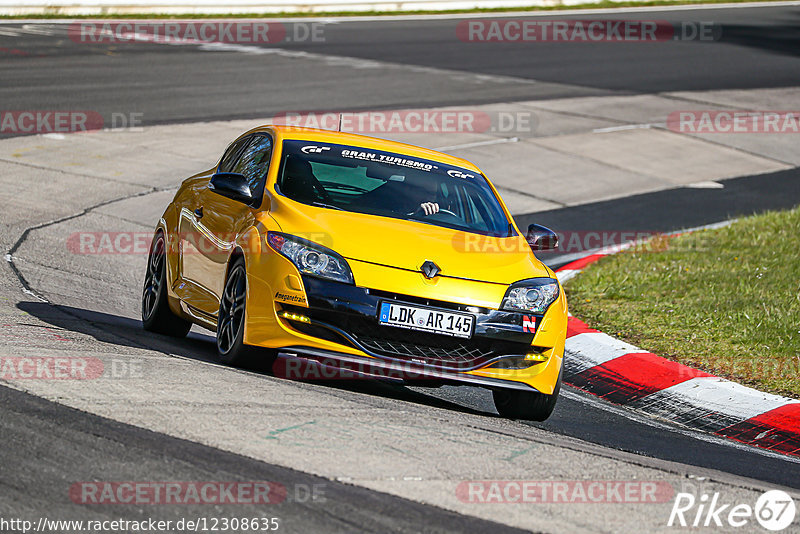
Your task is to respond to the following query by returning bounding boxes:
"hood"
[269,203,550,285]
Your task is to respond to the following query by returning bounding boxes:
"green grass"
[2,0,788,19]
[565,207,800,398]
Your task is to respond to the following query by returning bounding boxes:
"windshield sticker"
[340,149,437,171]
[447,169,475,179]
[301,145,331,154]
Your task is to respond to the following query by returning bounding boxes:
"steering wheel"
[407,206,459,218]
[437,209,459,217]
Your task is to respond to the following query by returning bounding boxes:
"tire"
[216,257,256,366]
[142,232,192,337]
[493,365,562,421]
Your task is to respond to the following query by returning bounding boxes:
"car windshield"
[275,140,513,237]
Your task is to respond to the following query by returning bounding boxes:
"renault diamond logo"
[421,260,441,279]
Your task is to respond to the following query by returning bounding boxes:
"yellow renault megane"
[142,125,567,420]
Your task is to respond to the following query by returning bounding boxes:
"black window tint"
[233,135,273,191]
[276,140,512,237]
[218,136,252,173]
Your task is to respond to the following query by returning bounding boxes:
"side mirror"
[526,224,558,251]
[209,173,253,205]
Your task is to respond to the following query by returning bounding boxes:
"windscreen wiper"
[312,201,344,211]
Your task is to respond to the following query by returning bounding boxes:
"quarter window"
[233,135,273,192]
[218,136,251,173]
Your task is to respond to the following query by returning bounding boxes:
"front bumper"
[260,275,565,393]
[275,345,540,392]
[289,276,542,371]
[243,245,565,393]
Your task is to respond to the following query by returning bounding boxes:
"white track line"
[436,137,519,151]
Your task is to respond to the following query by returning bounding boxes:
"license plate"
[378,301,474,339]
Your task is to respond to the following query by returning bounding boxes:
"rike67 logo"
[668,489,796,531]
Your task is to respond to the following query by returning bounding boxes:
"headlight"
[267,232,354,284]
[501,278,559,314]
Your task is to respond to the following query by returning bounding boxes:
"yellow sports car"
[142,125,567,420]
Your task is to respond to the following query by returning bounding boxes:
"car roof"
[242,124,484,174]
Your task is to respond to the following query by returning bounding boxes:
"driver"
[281,156,326,203]
[348,169,442,216]
[419,201,440,216]
[403,173,441,216]
[282,155,443,217]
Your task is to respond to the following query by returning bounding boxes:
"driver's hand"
[420,202,440,215]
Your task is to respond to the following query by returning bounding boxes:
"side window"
[218,136,251,173]
[232,135,273,192]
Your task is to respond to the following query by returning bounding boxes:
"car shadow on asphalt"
[17,301,495,419]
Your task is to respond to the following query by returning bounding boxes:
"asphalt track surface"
[528,166,800,268]
[2,4,800,532]
[9,171,800,489]
[0,384,528,534]
[0,4,798,127]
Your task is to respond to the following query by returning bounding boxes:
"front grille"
[351,333,495,369]
[284,304,530,370]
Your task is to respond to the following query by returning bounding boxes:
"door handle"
[194,207,203,219]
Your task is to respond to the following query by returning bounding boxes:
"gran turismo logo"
[300,145,331,154]
[447,169,474,179]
